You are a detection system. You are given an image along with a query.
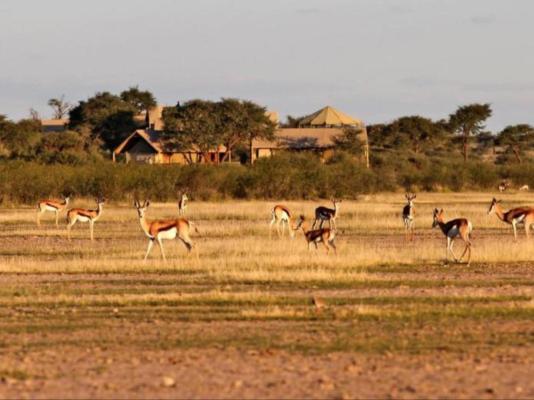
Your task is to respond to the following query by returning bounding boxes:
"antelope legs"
[55,211,59,227]
[157,238,167,261]
[144,240,154,261]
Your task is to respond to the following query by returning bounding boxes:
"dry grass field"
[0,192,533,398]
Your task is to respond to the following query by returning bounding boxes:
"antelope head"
[432,208,444,228]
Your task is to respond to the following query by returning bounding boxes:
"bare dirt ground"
[0,196,533,398]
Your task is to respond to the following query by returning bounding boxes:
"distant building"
[113,105,368,166]
[252,106,368,166]
[41,118,68,133]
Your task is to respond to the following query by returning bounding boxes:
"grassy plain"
[0,192,532,398]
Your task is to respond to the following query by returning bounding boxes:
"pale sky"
[1,0,533,131]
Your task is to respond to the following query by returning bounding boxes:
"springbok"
[498,180,511,193]
[487,197,534,240]
[37,195,70,227]
[519,185,530,192]
[178,193,188,216]
[295,215,337,255]
[135,200,196,261]
[402,193,416,240]
[66,197,105,241]
[432,208,473,265]
[312,199,341,229]
[269,205,294,239]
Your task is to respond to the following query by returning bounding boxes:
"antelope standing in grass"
[312,199,341,229]
[432,208,473,265]
[402,193,416,240]
[135,200,196,261]
[66,197,105,241]
[37,195,70,227]
[519,185,530,192]
[178,193,188,215]
[487,197,534,240]
[295,215,337,255]
[269,205,294,239]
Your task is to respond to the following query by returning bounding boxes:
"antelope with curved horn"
[269,204,294,239]
[37,195,70,227]
[487,197,534,240]
[295,215,337,255]
[402,193,416,240]
[66,197,105,241]
[135,200,196,261]
[432,208,473,265]
[312,199,341,229]
[178,193,189,216]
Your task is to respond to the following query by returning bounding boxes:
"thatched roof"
[114,129,227,155]
[298,106,362,127]
[253,128,344,149]
[41,119,68,132]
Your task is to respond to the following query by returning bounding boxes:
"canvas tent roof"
[298,106,362,127]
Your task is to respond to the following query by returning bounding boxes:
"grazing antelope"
[402,193,416,240]
[498,180,511,193]
[487,197,534,240]
[295,215,337,255]
[432,208,473,265]
[519,185,530,192]
[66,197,105,241]
[269,204,294,239]
[178,193,188,215]
[312,199,341,229]
[135,200,196,261]
[37,195,70,227]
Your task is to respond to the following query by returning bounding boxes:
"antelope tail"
[189,220,200,235]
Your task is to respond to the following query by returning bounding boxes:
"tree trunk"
[249,138,254,165]
[512,145,522,164]
[463,129,469,162]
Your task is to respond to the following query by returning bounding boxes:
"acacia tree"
[449,103,492,161]
[497,124,534,164]
[48,95,72,119]
[69,92,137,150]
[218,98,248,163]
[162,100,223,164]
[241,100,276,164]
[120,86,157,125]
[388,116,439,154]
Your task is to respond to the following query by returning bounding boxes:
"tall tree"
[389,116,439,154]
[497,124,534,164]
[218,98,249,163]
[162,100,223,164]
[241,101,276,164]
[48,95,72,119]
[449,103,492,161]
[120,86,157,123]
[69,92,137,150]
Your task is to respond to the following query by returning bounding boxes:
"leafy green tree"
[0,118,41,160]
[449,103,492,161]
[48,95,72,119]
[389,116,440,154]
[241,100,276,164]
[218,98,248,162]
[69,92,137,150]
[496,124,534,164]
[162,100,223,164]
[120,86,157,119]
[334,126,365,155]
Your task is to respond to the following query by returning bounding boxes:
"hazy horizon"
[1,0,533,131]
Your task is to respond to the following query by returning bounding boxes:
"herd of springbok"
[34,192,534,265]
